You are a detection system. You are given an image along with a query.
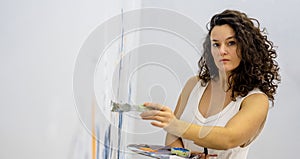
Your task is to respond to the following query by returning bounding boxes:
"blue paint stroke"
[103,124,111,159]
[119,8,124,54]
[116,8,125,159]
[128,79,132,103]
[117,112,124,159]
[97,125,100,159]
[116,8,125,100]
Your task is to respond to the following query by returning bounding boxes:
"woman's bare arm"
[142,93,269,150]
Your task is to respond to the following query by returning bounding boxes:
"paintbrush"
[111,101,154,112]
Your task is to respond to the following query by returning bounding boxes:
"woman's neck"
[214,72,230,92]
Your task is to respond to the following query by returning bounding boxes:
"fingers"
[140,102,172,119]
[140,110,171,123]
[140,109,170,117]
[140,111,162,120]
[140,102,175,128]
[150,121,166,128]
[140,112,170,128]
[143,102,170,111]
[140,110,161,117]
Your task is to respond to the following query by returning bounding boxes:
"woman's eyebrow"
[211,36,235,42]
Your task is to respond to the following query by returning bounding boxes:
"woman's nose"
[218,45,228,56]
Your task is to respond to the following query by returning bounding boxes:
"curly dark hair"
[198,9,280,104]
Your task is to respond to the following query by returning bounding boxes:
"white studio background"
[1,1,299,159]
[0,0,142,159]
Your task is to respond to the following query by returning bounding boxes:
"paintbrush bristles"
[111,101,151,112]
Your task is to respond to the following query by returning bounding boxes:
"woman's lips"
[219,59,230,62]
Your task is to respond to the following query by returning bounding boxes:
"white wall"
[0,0,141,159]
[1,0,299,159]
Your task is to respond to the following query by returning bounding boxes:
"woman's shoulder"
[186,75,200,84]
[182,76,200,92]
[173,76,202,118]
[245,88,267,99]
[240,88,269,108]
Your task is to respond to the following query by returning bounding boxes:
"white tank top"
[180,81,264,159]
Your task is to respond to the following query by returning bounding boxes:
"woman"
[140,9,280,158]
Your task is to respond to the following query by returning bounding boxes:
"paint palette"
[127,144,214,159]
[127,144,172,159]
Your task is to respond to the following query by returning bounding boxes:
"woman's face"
[210,24,241,74]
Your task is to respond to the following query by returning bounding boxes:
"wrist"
[164,119,190,137]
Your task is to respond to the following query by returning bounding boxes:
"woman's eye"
[212,43,219,47]
[228,41,236,46]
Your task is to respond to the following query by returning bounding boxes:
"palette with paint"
[127,144,173,159]
[127,144,217,159]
